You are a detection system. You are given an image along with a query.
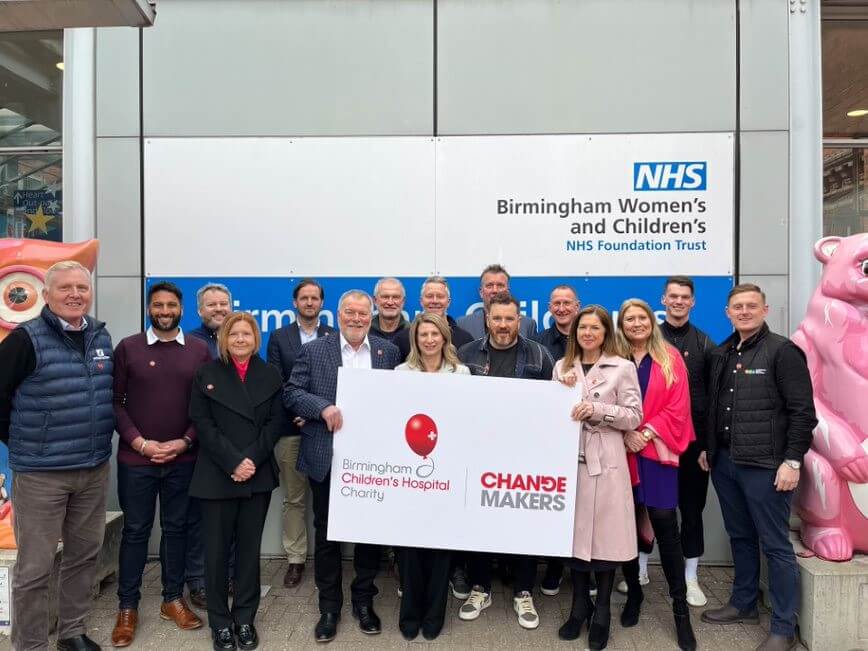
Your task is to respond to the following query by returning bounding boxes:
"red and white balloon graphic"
[405,413,438,459]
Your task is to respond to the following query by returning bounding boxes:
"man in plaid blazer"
[285,289,400,643]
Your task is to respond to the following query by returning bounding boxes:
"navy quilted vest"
[8,307,114,472]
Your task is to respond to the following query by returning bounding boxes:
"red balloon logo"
[405,413,438,459]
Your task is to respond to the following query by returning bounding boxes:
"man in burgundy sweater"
[110,282,211,647]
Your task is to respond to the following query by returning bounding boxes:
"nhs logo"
[633,161,707,191]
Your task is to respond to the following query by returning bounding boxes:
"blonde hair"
[616,298,676,387]
[44,261,92,288]
[217,312,261,363]
[405,313,462,371]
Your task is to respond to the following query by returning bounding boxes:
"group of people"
[0,261,816,651]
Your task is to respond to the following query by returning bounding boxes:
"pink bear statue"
[792,233,868,561]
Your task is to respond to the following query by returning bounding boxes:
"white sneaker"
[616,572,649,594]
[513,591,540,630]
[685,579,707,607]
[458,587,491,621]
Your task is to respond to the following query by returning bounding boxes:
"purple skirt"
[633,455,679,510]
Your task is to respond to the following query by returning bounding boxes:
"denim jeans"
[117,461,194,609]
[712,448,799,637]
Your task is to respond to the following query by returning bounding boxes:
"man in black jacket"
[659,276,714,607]
[393,276,473,361]
[699,284,816,651]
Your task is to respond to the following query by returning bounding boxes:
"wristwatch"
[783,459,801,470]
[182,435,194,451]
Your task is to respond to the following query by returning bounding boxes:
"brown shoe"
[111,608,138,647]
[160,597,203,630]
[284,563,305,588]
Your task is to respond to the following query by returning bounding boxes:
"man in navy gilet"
[0,260,114,651]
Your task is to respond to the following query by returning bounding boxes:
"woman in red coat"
[616,298,697,651]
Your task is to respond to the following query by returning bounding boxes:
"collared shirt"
[58,316,88,331]
[146,327,186,346]
[340,333,372,370]
[299,324,319,346]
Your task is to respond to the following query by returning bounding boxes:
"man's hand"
[774,462,800,492]
[570,401,594,422]
[321,406,343,432]
[624,430,648,453]
[698,451,710,472]
[232,458,256,482]
[150,439,187,464]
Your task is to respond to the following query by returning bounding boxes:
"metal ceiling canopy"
[0,0,156,31]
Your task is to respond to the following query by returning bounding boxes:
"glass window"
[0,30,63,241]
[823,147,868,236]
[822,20,868,138]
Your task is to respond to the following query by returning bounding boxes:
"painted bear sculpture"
[793,233,868,561]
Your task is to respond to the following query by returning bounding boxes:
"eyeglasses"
[341,309,371,319]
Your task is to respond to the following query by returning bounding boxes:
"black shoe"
[57,635,101,651]
[675,612,697,651]
[558,598,595,640]
[314,613,339,643]
[756,633,797,651]
[620,590,643,628]
[235,623,259,650]
[400,623,419,641]
[421,623,443,640]
[540,571,563,596]
[188,587,207,609]
[352,603,382,634]
[450,566,471,599]
[701,603,760,625]
[588,614,611,650]
[212,627,236,651]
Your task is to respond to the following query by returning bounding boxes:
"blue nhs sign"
[633,161,707,191]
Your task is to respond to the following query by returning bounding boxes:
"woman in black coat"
[189,312,285,651]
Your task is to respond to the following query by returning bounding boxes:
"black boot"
[558,570,595,640]
[588,613,610,650]
[620,557,643,627]
[674,600,697,651]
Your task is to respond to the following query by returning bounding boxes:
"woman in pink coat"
[553,305,642,650]
[616,298,696,651]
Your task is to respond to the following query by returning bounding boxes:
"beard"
[149,313,182,333]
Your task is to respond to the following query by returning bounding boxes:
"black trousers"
[200,491,271,630]
[310,473,381,613]
[678,441,710,558]
[396,547,451,637]
[625,506,687,606]
[467,552,536,595]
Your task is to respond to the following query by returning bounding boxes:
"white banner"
[144,132,733,278]
[327,368,581,557]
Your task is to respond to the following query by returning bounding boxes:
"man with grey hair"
[457,264,537,339]
[286,289,401,643]
[369,277,409,342]
[188,282,232,359]
[0,260,113,651]
[394,275,473,361]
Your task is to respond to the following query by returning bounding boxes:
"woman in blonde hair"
[395,313,468,640]
[615,299,696,651]
[189,312,285,650]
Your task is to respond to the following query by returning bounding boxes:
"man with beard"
[456,292,554,631]
[110,282,211,647]
[186,282,233,607]
[189,283,232,359]
[267,278,335,589]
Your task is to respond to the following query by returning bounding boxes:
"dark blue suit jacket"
[266,321,335,436]
[285,332,400,482]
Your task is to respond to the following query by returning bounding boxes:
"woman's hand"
[232,457,256,482]
[558,371,578,388]
[570,401,594,421]
[624,430,648,453]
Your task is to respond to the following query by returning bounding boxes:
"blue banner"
[147,275,734,354]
